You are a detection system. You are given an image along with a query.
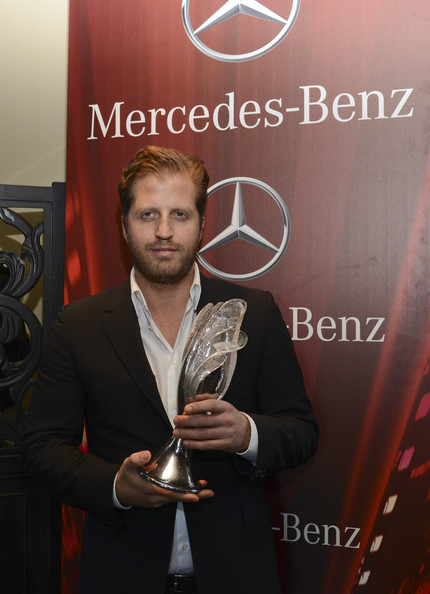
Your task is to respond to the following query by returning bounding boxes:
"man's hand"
[172,394,251,453]
[115,450,214,508]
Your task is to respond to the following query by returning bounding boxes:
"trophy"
[139,298,247,493]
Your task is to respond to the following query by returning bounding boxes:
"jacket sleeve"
[231,291,319,480]
[21,306,123,524]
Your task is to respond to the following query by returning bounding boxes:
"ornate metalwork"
[0,184,64,593]
[0,207,44,298]
[0,207,45,443]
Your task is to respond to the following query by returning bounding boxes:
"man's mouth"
[151,244,178,256]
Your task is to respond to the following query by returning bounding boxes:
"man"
[22,146,318,594]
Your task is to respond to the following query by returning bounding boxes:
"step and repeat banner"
[65,2,430,592]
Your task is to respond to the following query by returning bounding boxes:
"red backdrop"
[65,2,430,592]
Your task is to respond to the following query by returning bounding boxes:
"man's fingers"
[193,392,218,402]
[143,479,214,504]
[127,450,152,468]
[180,486,214,502]
[141,462,158,472]
[117,450,215,507]
[184,395,220,413]
[177,400,222,424]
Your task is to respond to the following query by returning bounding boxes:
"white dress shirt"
[114,264,258,574]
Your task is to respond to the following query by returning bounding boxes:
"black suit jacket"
[22,275,318,594]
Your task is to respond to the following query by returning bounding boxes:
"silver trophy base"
[139,436,203,494]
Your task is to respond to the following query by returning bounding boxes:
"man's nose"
[155,214,173,239]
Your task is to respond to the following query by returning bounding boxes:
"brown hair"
[119,145,209,223]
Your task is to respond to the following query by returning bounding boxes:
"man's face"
[122,173,204,286]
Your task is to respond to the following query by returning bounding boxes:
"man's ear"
[121,216,129,243]
[199,216,205,240]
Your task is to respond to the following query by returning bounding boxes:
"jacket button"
[160,516,170,526]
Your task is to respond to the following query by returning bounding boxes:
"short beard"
[126,233,200,286]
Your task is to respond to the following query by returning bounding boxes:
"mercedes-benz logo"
[182,0,300,63]
[198,177,290,281]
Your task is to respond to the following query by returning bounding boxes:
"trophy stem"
[139,436,203,494]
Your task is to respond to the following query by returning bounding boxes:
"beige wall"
[0,0,69,186]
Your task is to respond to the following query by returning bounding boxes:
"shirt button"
[182,544,189,551]
[171,358,177,365]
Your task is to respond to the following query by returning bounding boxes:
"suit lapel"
[97,276,231,426]
[198,275,221,311]
[99,281,170,426]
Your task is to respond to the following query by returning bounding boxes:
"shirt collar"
[130,263,202,321]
